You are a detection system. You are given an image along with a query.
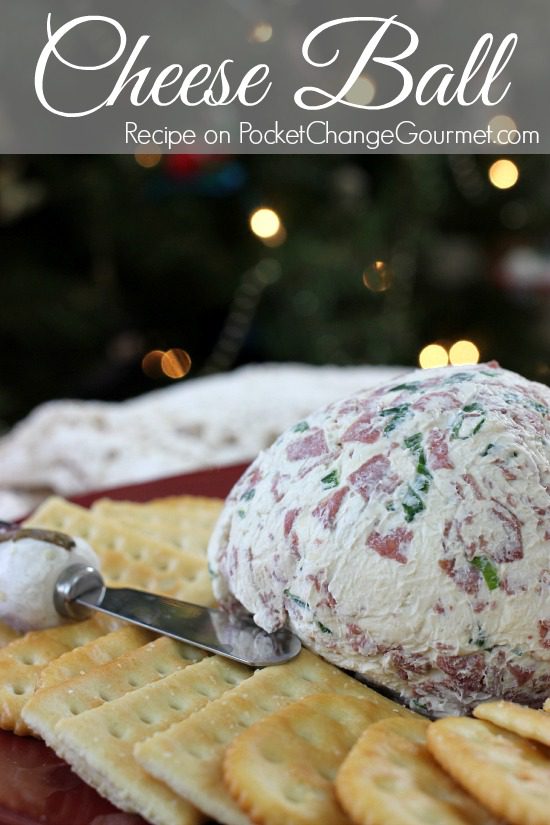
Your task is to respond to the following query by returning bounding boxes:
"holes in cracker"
[259,744,283,764]
[214,728,233,745]
[283,784,307,804]
[99,689,113,702]
[19,654,36,666]
[127,675,142,688]
[11,684,26,696]
[155,663,171,676]
[139,712,155,725]
[108,724,124,739]
[195,685,218,700]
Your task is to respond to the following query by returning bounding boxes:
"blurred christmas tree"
[1,153,549,428]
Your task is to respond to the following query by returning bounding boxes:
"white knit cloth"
[0,363,401,519]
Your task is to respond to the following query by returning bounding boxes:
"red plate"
[0,463,248,825]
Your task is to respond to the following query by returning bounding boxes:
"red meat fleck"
[270,472,287,503]
[283,508,300,538]
[538,619,550,649]
[433,599,446,614]
[427,429,454,470]
[349,455,397,501]
[507,662,535,687]
[491,499,523,562]
[341,414,381,444]
[412,391,458,413]
[436,652,486,693]
[305,571,337,609]
[463,473,484,500]
[312,487,349,529]
[247,467,263,486]
[391,651,431,680]
[367,527,413,564]
[439,558,481,595]
[286,428,328,461]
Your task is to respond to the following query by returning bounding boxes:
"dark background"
[1,153,549,430]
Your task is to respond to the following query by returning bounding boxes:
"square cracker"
[36,625,154,691]
[92,496,223,556]
[22,634,207,747]
[53,655,252,825]
[0,617,108,735]
[135,648,411,825]
[26,496,214,605]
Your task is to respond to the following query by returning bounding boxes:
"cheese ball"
[208,363,550,716]
[0,529,99,631]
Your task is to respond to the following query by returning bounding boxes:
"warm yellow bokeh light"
[362,260,392,292]
[142,350,165,379]
[449,340,480,366]
[249,22,272,43]
[419,344,449,369]
[488,159,519,189]
[161,348,192,380]
[135,153,162,169]
[345,74,376,106]
[249,207,282,239]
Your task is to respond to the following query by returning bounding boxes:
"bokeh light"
[362,260,393,292]
[142,350,165,379]
[249,22,272,43]
[249,207,281,238]
[488,159,519,189]
[488,115,517,143]
[135,153,162,169]
[418,343,449,369]
[449,340,480,366]
[249,207,286,246]
[345,74,376,106]
[161,349,192,379]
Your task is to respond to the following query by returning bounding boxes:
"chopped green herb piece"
[479,370,498,377]
[283,589,309,609]
[207,563,218,578]
[404,432,423,452]
[240,488,256,501]
[529,399,548,415]
[317,621,333,634]
[451,403,486,440]
[446,372,473,384]
[469,623,491,649]
[402,433,432,521]
[403,485,425,522]
[293,421,310,432]
[237,509,246,519]
[389,382,421,393]
[471,556,499,591]
[380,403,410,434]
[411,700,429,713]
[321,469,339,489]
[480,443,494,457]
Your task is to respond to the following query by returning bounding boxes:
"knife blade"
[54,563,301,667]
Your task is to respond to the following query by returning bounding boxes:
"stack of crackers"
[0,494,549,825]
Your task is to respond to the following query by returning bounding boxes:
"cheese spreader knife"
[54,561,301,667]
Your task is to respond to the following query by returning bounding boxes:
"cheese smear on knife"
[0,529,99,631]
[208,363,550,716]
